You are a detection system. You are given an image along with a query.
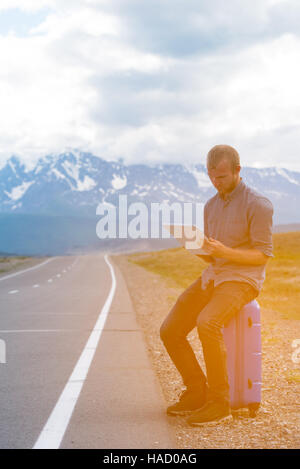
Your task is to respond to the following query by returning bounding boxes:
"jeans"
[160,277,258,404]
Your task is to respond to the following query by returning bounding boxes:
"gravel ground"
[112,254,300,449]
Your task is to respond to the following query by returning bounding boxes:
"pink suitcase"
[223,300,262,417]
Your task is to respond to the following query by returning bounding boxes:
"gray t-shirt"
[201,179,274,292]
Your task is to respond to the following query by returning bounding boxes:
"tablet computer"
[162,224,208,255]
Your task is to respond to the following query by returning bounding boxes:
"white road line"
[48,279,53,283]
[33,284,40,288]
[0,258,56,282]
[32,254,117,450]
[8,290,19,294]
[56,274,61,278]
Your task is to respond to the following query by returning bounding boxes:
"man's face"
[207,158,240,197]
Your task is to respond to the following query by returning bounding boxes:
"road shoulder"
[60,254,175,449]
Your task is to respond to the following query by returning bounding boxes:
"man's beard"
[218,177,239,197]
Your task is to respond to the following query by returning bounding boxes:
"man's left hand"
[202,237,228,258]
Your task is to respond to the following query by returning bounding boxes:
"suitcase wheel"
[248,402,260,418]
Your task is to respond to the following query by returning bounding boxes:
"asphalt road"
[0,253,174,449]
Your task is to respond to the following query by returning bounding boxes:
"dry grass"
[259,232,300,320]
[127,231,300,320]
[0,256,46,275]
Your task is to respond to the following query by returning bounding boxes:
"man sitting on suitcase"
[160,144,274,426]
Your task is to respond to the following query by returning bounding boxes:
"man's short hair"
[206,145,240,171]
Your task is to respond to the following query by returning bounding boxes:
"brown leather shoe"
[167,385,207,416]
[187,400,232,426]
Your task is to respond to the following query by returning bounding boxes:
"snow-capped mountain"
[1,151,299,224]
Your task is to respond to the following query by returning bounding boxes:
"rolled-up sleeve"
[204,202,209,238]
[248,197,274,257]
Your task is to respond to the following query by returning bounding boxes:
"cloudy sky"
[1,0,300,171]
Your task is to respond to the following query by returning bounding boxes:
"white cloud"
[0,0,55,12]
[0,0,300,171]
